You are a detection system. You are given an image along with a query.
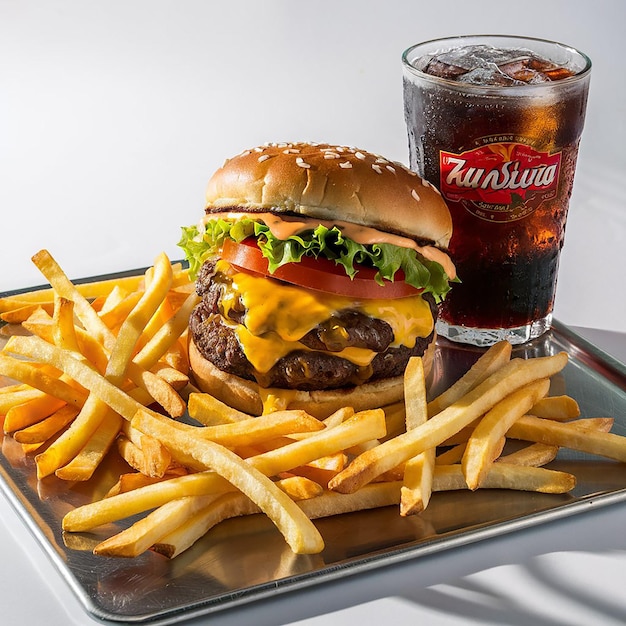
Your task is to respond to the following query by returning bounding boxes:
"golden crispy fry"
[427,340,512,417]
[132,292,200,370]
[4,335,166,422]
[119,421,172,478]
[52,297,81,353]
[130,411,324,554]
[433,463,575,493]
[529,395,580,421]
[105,468,189,498]
[29,251,185,416]
[94,494,221,558]
[55,412,123,481]
[329,353,568,494]
[275,475,324,500]
[184,409,323,448]
[133,407,385,482]
[462,379,551,490]
[31,250,118,351]
[401,356,435,516]
[34,394,113,479]
[0,388,46,415]
[0,303,54,324]
[0,354,88,408]
[63,471,233,531]
[12,405,79,444]
[98,291,144,332]
[497,443,559,467]
[4,395,67,433]
[508,415,626,462]
[152,492,259,559]
[105,253,172,384]
[152,477,322,559]
[249,410,386,478]
[188,392,253,425]
[0,274,144,310]
[22,310,110,375]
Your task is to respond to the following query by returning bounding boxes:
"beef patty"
[190,261,436,390]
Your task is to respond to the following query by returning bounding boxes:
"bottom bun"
[189,337,436,420]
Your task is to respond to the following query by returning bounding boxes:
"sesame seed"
[339,161,352,169]
[296,157,311,168]
[386,165,396,173]
[283,148,300,154]
[411,189,421,202]
[371,164,383,174]
[323,152,340,159]
[375,157,388,164]
[355,151,366,160]
[258,154,270,162]
[407,169,418,176]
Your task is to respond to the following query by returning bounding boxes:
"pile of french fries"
[1,250,626,559]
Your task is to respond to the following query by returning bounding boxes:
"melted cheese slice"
[218,263,434,374]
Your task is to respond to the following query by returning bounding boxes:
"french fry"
[275,475,324,501]
[94,494,221,558]
[63,471,233,531]
[54,412,123,481]
[432,463,575,493]
[132,292,200,370]
[34,394,113,479]
[12,405,79,444]
[401,356,435,516]
[130,411,324,554]
[508,415,626,462]
[427,340,512,417]
[329,353,568,494]
[98,291,144,333]
[5,335,157,422]
[176,409,323,448]
[0,273,144,310]
[29,250,185,417]
[497,443,559,467]
[105,468,189,497]
[188,392,253,425]
[0,388,46,415]
[529,395,580,421]
[0,303,55,324]
[105,253,173,384]
[118,421,172,478]
[152,492,259,559]
[52,297,81,353]
[462,379,551,490]
[152,477,322,559]
[0,354,88,408]
[133,408,386,479]
[3,395,67,433]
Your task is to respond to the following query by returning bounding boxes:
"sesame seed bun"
[189,334,436,419]
[204,142,453,249]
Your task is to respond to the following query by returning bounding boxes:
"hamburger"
[178,142,456,418]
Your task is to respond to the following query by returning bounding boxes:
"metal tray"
[1,276,625,625]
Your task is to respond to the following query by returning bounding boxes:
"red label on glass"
[439,141,561,222]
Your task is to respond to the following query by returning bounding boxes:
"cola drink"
[402,36,591,346]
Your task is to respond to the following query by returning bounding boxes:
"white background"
[0,0,624,332]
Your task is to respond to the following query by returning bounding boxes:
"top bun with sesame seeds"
[179,142,456,418]
[204,142,453,249]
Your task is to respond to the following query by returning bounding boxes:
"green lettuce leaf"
[178,217,455,302]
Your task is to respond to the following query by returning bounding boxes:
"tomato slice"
[221,238,421,299]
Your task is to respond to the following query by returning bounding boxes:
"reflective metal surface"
[0,315,625,624]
